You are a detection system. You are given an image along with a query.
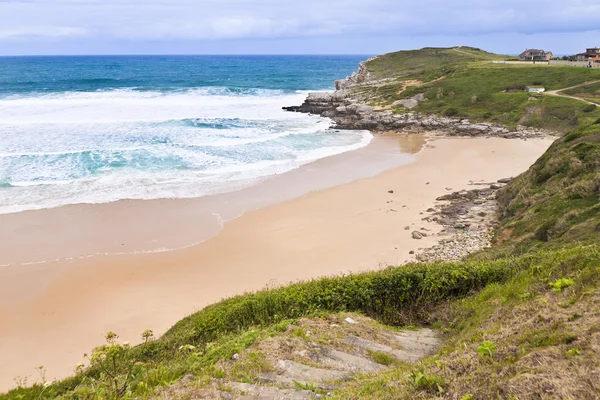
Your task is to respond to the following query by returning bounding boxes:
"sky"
[0,0,599,56]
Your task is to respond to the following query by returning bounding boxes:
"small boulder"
[404,226,411,230]
[388,190,394,194]
[412,231,424,239]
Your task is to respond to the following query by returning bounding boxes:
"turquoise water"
[0,55,369,213]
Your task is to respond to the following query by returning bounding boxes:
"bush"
[582,104,597,113]
[444,107,459,117]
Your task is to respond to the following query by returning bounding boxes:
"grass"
[494,123,600,252]
[367,350,399,366]
[335,245,600,399]
[364,46,505,81]
[351,48,600,132]
[563,81,600,105]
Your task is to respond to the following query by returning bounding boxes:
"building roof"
[520,49,551,57]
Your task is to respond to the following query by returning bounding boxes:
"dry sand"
[0,135,552,391]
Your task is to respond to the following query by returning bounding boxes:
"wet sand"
[0,135,553,391]
[0,134,421,267]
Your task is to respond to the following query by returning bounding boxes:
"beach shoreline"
[0,135,553,391]
[0,133,423,268]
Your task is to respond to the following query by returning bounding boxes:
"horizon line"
[0,53,376,58]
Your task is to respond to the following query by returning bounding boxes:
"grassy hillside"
[352,48,600,133]
[363,46,505,81]
[562,81,600,105]
[3,49,600,399]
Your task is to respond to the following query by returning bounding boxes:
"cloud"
[0,0,599,53]
[0,26,87,40]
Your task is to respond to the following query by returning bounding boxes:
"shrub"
[477,341,497,358]
[582,104,597,113]
[550,278,575,292]
[408,369,445,394]
[443,107,459,117]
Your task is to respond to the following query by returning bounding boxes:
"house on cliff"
[575,47,600,62]
[519,49,553,61]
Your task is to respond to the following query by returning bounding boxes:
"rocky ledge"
[412,179,512,263]
[284,91,553,139]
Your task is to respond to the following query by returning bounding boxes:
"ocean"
[0,55,369,214]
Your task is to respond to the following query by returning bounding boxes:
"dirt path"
[452,46,475,56]
[545,80,600,106]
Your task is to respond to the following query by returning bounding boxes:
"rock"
[232,353,239,361]
[345,317,358,324]
[282,87,551,138]
[409,250,415,254]
[497,177,513,183]
[490,184,500,189]
[404,226,411,230]
[179,374,195,384]
[412,231,424,239]
[388,190,394,194]
[426,208,435,212]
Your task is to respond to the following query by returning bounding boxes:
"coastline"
[0,135,553,391]
[0,133,421,267]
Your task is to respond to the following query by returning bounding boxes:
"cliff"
[284,46,600,136]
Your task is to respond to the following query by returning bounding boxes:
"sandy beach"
[0,135,552,391]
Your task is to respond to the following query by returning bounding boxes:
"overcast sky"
[0,0,599,56]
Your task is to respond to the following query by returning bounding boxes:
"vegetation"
[352,47,600,132]
[495,122,600,251]
[4,49,600,399]
[562,81,600,105]
[363,46,505,81]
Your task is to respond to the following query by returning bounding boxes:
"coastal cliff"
[285,46,600,137]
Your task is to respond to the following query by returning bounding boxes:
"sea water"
[0,55,369,214]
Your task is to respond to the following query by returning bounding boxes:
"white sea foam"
[0,88,371,214]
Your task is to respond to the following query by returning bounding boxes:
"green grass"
[336,245,600,399]
[364,46,505,81]
[494,123,600,251]
[563,81,600,105]
[351,48,600,132]
[367,350,400,366]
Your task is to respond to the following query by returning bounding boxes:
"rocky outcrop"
[284,91,552,138]
[334,60,374,90]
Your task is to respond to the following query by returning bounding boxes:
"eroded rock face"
[284,90,550,138]
[334,61,372,90]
